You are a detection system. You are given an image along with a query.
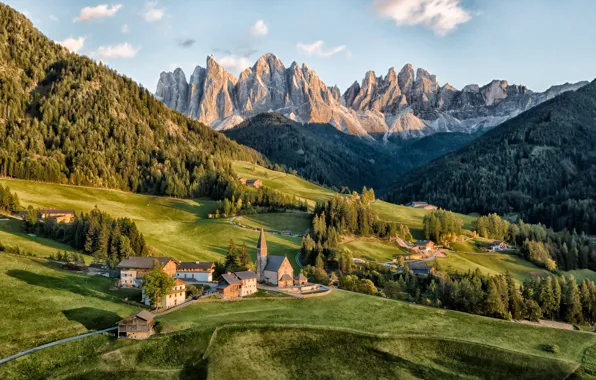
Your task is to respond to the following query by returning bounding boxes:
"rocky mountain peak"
[156,55,587,139]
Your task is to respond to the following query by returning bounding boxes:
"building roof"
[178,261,215,271]
[280,273,293,281]
[295,273,307,281]
[257,228,267,253]
[414,240,433,246]
[247,179,260,184]
[174,279,185,286]
[235,270,257,280]
[220,273,242,285]
[116,257,177,269]
[264,256,288,272]
[38,209,75,215]
[121,310,155,323]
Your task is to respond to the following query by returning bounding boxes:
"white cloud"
[373,0,471,36]
[296,40,346,58]
[49,14,59,22]
[58,36,86,53]
[250,20,268,37]
[121,24,129,33]
[217,55,252,73]
[74,4,122,22]
[93,43,140,59]
[143,2,165,22]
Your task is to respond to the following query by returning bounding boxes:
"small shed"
[294,273,308,286]
[118,310,155,339]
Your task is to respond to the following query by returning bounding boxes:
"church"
[256,228,294,287]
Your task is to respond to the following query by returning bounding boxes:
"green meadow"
[2,290,596,379]
[0,254,139,358]
[235,211,312,235]
[0,178,301,265]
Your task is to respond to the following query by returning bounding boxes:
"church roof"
[257,228,267,253]
[264,256,288,272]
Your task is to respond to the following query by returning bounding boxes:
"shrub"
[539,344,559,354]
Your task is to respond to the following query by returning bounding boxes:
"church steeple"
[256,228,268,282]
[257,228,267,257]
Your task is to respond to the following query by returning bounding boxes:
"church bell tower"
[256,228,268,282]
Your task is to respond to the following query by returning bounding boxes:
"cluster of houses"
[37,208,76,223]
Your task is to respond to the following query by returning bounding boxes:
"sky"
[6,0,596,93]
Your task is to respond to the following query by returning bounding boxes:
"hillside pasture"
[0,254,139,358]
[340,237,408,262]
[0,179,301,265]
[235,212,312,235]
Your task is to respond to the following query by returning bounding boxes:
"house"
[237,177,247,185]
[246,179,262,188]
[409,262,434,277]
[116,257,179,288]
[490,241,510,251]
[255,228,294,286]
[38,209,75,223]
[407,202,438,210]
[413,240,435,252]
[216,273,243,299]
[235,271,258,296]
[118,310,155,339]
[142,279,186,309]
[175,261,215,282]
[294,273,308,286]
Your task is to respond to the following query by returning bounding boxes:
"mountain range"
[156,53,587,139]
[386,79,596,234]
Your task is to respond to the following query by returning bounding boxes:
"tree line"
[211,186,308,218]
[422,209,463,245]
[0,184,21,213]
[22,207,148,267]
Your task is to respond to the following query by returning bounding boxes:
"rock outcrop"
[156,53,588,139]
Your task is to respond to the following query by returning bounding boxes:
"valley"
[1,2,596,379]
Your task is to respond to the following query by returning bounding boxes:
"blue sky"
[6,0,596,93]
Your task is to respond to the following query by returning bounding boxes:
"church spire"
[257,228,267,256]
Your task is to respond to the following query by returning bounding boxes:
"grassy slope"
[235,212,312,235]
[0,254,139,357]
[372,200,477,240]
[435,252,551,282]
[0,178,301,266]
[232,161,336,208]
[3,291,596,379]
[340,237,408,262]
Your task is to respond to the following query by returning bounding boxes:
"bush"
[539,344,559,354]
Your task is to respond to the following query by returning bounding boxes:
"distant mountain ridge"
[386,79,596,234]
[156,53,587,139]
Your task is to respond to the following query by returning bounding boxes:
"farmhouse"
[237,177,247,184]
[407,201,438,210]
[414,240,435,252]
[256,228,294,286]
[409,262,434,277]
[490,241,510,251]
[116,257,179,288]
[246,179,262,188]
[38,208,75,223]
[142,279,186,309]
[216,273,243,299]
[216,270,258,299]
[175,261,215,281]
[118,310,155,340]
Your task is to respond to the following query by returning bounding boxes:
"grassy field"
[340,237,408,262]
[232,161,336,208]
[0,254,139,358]
[371,201,477,240]
[435,252,551,282]
[235,212,312,235]
[0,178,301,266]
[0,218,84,259]
[451,240,483,253]
[3,290,596,379]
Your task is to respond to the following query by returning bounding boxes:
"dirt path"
[0,327,117,365]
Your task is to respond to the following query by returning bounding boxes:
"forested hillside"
[224,113,401,190]
[387,80,596,234]
[0,4,264,198]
